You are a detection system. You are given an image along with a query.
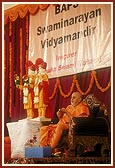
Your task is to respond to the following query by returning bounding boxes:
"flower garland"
[20,28,23,101]
[49,78,59,100]
[92,70,111,92]
[9,21,13,117]
[58,75,76,98]
[49,70,111,100]
[75,71,95,96]
[25,15,29,74]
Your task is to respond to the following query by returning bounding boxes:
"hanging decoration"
[49,70,111,100]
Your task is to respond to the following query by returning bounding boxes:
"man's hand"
[56,108,66,119]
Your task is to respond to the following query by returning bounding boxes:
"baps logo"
[55,4,79,15]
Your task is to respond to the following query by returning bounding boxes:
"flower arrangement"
[14,74,20,85]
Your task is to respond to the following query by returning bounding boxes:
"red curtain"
[4,15,29,135]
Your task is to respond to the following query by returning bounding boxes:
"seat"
[67,94,111,157]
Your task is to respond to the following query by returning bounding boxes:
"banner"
[29,4,111,78]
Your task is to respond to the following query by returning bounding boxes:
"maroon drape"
[4,16,28,135]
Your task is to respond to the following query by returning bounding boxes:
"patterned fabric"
[83,94,101,117]
[83,94,101,110]
[7,119,41,158]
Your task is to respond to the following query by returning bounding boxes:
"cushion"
[72,117,109,136]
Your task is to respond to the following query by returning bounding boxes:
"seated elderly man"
[40,91,90,149]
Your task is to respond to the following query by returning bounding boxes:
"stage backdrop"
[29,4,111,78]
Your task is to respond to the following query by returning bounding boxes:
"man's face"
[28,68,35,75]
[39,67,46,74]
[71,92,82,106]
